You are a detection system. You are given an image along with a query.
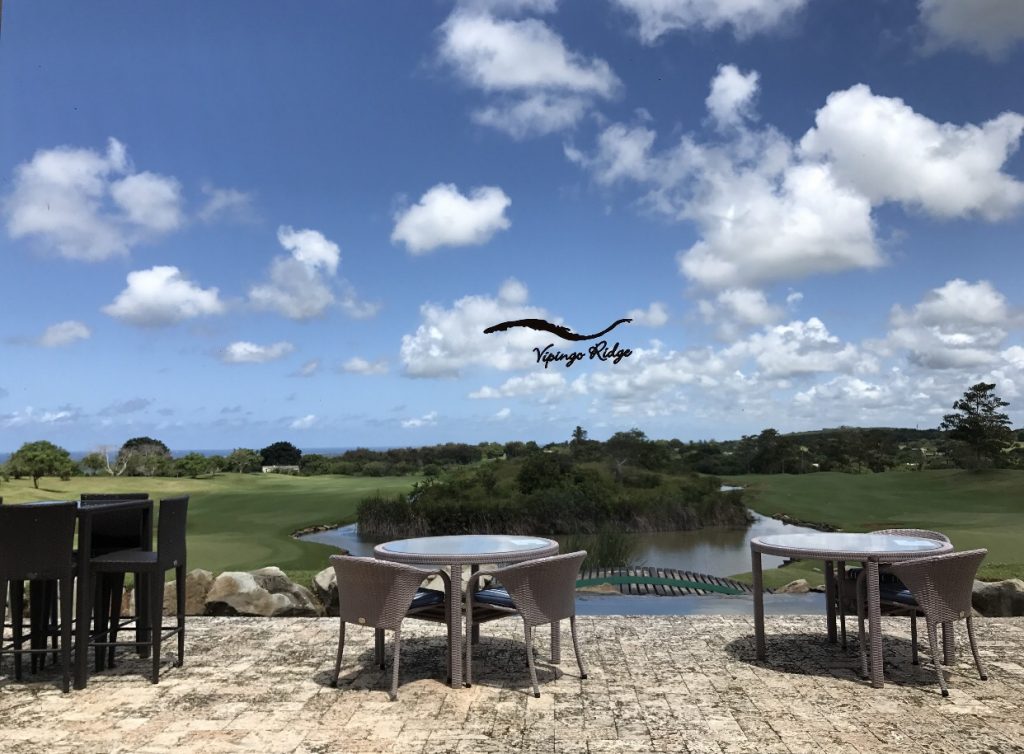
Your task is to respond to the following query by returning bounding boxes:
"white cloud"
[706,65,759,128]
[439,11,619,137]
[290,414,317,430]
[470,371,568,401]
[401,410,438,428]
[918,0,1024,59]
[611,0,810,43]
[494,407,512,420]
[341,357,389,375]
[294,359,320,377]
[198,185,254,222]
[889,279,1012,369]
[5,138,184,260]
[626,302,669,327]
[39,320,91,347]
[222,341,295,364]
[103,266,224,327]
[800,84,1024,220]
[249,226,374,320]
[2,405,82,429]
[473,93,589,139]
[391,184,511,254]
[400,279,554,377]
[723,317,874,377]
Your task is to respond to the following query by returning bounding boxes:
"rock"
[577,582,620,595]
[162,569,214,616]
[972,579,1024,617]
[776,579,811,594]
[205,569,322,617]
[312,566,338,616]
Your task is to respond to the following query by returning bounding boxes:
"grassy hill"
[0,473,419,578]
[728,469,1024,586]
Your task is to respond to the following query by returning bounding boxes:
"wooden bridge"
[576,566,759,596]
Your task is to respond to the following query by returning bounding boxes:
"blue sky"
[2,0,1024,452]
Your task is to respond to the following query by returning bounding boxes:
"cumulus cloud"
[103,266,224,327]
[440,10,619,137]
[5,138,183,261]
[391,184,511,254]
[341,357,389,375]
[700,288,784,338]
[469,371,568,401]
[401,410,438,428]
[918,0,1024,59]
[626,302,669,327]
[800,85,1024,220]
[39,320,91,347]
[221,341,295,364]
[2,405,82,428]
[723,317,874,377]
[889,279,1013,368]
[706,65,759,128]
[290,414,317,430]
[400,278,554,377]
[250,226,375,320]
[611,0,810,43]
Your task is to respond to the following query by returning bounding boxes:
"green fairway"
[727,469,1024,585]
[1,473,419,577]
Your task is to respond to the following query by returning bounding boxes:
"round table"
[750,532,953,687]
[375,534,559,688]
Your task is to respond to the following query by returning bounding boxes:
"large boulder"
[205,568,321,617]
[973,579,1024,617]
[776,579,811,594]
[312,566,338,616]
[162,569,214,616]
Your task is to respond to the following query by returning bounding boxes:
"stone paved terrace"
[2,616,1023,754]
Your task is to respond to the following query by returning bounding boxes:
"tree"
[940,382,1014,470]
[175,452,210,478]
[260,440,302,466]
[79,451,108,476]
[227,448,262,473]
[117,436,172,477]
[8,440,75,488]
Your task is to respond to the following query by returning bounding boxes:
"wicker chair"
[465,551,588,697]
[0,501,77,692]
[328,555,452,701]
[864,549,989,696]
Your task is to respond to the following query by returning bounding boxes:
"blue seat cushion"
[473,586,515,608]
[878,584,918,606]
[843,567,904,586]
[411,588,445,608]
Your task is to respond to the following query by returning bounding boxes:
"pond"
[297,509,821,578]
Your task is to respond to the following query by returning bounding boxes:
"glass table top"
[377,534,555,556]
[753,532,947,554]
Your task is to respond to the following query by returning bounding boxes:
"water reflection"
[298,510,820,577]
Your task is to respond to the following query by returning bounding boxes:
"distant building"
[261,465,300,474]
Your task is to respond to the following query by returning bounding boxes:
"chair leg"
[856,572,868,680]
[107,573,125,669]
[12,580,24,680]
[150,575,163,684]
[28,579,42,673]
[965,617,988,681]
[925,619,948,697]
[375,628,385,670]
[941,622,955,665]
[569,616,588,680]
[60,575,73,694]
[94,577,110,673]
[837,561,848,649]
[524,623,540,698]
[390,628,402,702]
[175,564,185,667]
[136,572,150,659]
[47,580,59,667]
[465,602,474,688]
[332,619,345,686]
[0,579,6,675]
[911,613,919,665]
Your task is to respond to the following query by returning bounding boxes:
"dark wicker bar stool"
[0,501,77,692]
[89,496,188,683]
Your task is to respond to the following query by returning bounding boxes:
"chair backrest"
[871,528,950,542]
[156,496,189,567]
[0,501,77,580]
[329,555,432,632]
[488,551,586,627]
[888,549,987,623]
[80,493,150,554]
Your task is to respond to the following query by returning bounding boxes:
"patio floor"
[1,615,1022,753]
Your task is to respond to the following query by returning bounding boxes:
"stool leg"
[94,577,110,673]
[150,574,163,683]
[175,564,185,667]
[136,572,151,659]
[12,580,25,680]
[29,579,42,673]
[48,580,60,667]
[0,580,7,675]
[60,575,73,694]
[107,574,125,668]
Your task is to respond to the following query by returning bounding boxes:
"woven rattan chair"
[329,555,452,701]
[0,501,77,692]
[865,549,989,696]
[90,496,188,684]
[465,551,588,698]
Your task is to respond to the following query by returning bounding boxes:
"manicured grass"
[726,469,1024,584]
[0,473,419,579]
